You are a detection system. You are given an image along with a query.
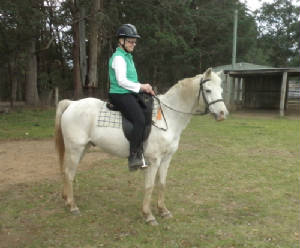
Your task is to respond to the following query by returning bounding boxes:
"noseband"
[198,78,224,115]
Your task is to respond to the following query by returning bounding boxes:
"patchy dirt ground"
[0,139,113,191]
[0,111,298,192]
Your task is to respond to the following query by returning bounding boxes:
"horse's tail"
[55,99,72,174]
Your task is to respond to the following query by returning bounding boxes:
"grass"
[0,108,55,140]
[0,109,299,247]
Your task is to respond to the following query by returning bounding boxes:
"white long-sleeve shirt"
[111,56,141,93]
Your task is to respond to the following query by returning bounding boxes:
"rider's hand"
[140,83,155,96]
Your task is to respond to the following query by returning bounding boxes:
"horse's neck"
[159,76,200,133]
[163,77,200,111]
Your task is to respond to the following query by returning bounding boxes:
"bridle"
[198,78,224,115]
[152,77,224,131]
[154,77,224,116]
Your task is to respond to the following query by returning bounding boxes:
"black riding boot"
[128,150,143,171]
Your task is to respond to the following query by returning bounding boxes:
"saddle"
[106,93,154,143]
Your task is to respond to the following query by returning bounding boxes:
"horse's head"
[198,68,229,121]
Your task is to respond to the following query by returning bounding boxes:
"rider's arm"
[112,56,141,93]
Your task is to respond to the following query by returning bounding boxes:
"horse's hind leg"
[62,143,87,214]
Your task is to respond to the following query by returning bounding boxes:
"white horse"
[55,68,228,225]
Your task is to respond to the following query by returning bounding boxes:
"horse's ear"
[204,68,212,78]
[216,70,223,77]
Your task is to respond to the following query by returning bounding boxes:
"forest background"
[0,0,299,106]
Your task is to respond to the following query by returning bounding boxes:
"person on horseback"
[108,24,155,171]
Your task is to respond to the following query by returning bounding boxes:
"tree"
[118,0,259,89]
[0,0,54,105]
[25,38,40,105]
[255,0,300,67]
[87,0,103,88]
[0,2,19,105]
[0,0,42,105]
[68,0,83,99]
[0,0,271,103]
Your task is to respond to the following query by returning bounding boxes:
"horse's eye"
[205,89,211,93]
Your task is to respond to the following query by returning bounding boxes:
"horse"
[54,68,228,225]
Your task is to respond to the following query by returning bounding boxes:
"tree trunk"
[88,0,102,88]
[55,25,67,81]
[25,39,40,105]
[72,0,83,99]
[79,4,87,87]
[8,57,18,107]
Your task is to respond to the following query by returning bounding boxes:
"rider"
[108,24,155,171]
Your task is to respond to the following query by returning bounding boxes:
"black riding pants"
[109,93,145,154]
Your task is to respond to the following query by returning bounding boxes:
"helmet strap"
[119,38,130,53]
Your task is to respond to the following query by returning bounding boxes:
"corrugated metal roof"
[213,62,274,71]
[224,68,299,77]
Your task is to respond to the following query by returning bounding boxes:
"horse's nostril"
[220,110,224,115]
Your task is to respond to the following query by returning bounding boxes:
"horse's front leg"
[143,163,159,225]
[157,156,173,219]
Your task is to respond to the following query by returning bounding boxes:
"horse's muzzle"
[214,110,228,121]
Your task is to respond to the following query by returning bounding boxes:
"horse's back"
[69,97,103,108]
[63,97,103,115]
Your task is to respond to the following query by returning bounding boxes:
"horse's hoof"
[71,208,81,215]
[62,194,67,200]
[161,211,173,219]
[147,219,159,226]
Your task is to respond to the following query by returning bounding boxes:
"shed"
[214,63,299,116]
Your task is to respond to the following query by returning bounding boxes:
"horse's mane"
[162,70,222,101]
[163,74,202,98]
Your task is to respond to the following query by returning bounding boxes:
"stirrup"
[140,153,150,169]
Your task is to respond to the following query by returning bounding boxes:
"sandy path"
[0,140,112,191]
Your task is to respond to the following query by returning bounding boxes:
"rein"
[152,77,224,131]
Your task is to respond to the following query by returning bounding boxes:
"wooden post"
[280,72,288,116]
[236,78,241,103]
[55,87,59,106]
[241,78,245,106]
[225,74,231,106]
[230,77,236,105]
[233,78,237,102]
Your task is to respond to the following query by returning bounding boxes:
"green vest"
[109,47,139,94]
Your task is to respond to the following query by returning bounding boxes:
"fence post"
[55,87,59,106]
[236,78,242,104]
[280,72,288,117]
[230,78,236,106]
[225,74,231,106]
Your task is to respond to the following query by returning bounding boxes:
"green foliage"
[0,0,298,101]
[254,0,300,67]
[0,0,73,101]
[119,0,259,87]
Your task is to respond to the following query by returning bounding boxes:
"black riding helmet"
[117,24,141,39]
